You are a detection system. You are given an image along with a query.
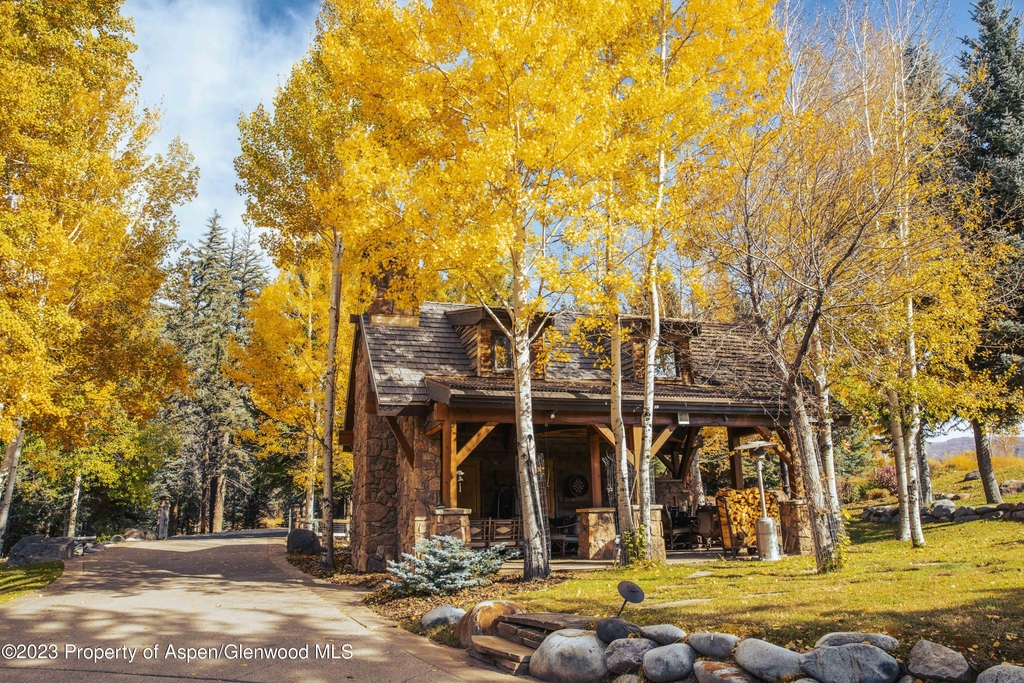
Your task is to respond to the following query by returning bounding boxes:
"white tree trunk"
[0,419,26,554]
[917,429,933,504]
[609,315,636,558]
[886,389,912,541]
[319,232,343,571]
[788,385,837,571]
[510,248,550,580]
[306,432,316,525]
[639,273,659,558]
[66,472,82,538]
[811,337,840,513]
[687,449,705,513]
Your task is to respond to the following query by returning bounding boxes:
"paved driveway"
[0,530,511,683]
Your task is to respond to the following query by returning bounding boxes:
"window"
[493,333,513,372]
[653,342,679,379]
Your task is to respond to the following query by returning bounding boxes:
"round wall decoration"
[566,474,589,498]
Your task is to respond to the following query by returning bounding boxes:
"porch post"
[442,421,458,506]
[727,428,744,490]
[589,430,602,507]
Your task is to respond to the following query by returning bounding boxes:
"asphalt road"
[0,530,512,683]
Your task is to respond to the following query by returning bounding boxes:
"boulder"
[965,470,981,481]
[799,643,900,683]
[978,664,1024,683]
[734,638,803,683]
[1012,510,1024,521]
[952,506,975,520]
[693,660,762,683]
[123,528,157,541]
[605,637,657,675]
[6,535,77,567]
[952,493,971,501]
[420,605,465,629]
[642,643,697,683]
[286,528,320,555]
[982,511,1004,521]
[933,499,956,511]
[815,632,899,652]
[999,480,1024,495]
[689,632,742,659]
[597,618,644,643]
[976,505,998,516]
[529,629,608,683]
[907,640,972,683]
[455,600,525,647]
[642,624,687,645]
[956,514,980,523]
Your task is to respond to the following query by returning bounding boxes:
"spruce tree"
[958,0,1024,503]
[158,212,266,533]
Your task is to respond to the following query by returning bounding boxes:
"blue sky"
[126,0,321,246]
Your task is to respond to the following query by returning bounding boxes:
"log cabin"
[341,301,813,571]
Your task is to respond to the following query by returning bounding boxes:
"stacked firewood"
[716,488,780,547]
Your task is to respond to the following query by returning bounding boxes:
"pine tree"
[957,0,1024,503]
[159,213,266,533]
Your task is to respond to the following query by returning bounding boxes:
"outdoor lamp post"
[735,441,782,561]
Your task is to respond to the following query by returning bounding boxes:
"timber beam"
[385,417,414,465]
[455,423,497,467]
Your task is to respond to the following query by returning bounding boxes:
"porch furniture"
[469,518,491,549]
[550,518,579,557]
[662,509,694,550]
[491,518,522,547]
[695,504,722,550]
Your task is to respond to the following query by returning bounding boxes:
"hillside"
[927,434,1024,460]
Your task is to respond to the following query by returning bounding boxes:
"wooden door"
[460,460,481,519]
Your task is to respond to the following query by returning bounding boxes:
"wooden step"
[469,650,529,675]
[501,612,594,632]
[471,635,536,663]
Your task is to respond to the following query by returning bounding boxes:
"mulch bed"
[286,552,571,625]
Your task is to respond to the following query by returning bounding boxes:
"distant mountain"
[927,435,1024,460]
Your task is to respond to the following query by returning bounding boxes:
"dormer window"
[654,342,679,378]
[493,333,514,372]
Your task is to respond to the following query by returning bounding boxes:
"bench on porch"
[467,517,578,557]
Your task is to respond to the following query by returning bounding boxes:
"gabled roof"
[350,301,787,417]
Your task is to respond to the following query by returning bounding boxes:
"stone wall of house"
[655,478,690,510]
[351,349,400,572]
[395,415,442,554]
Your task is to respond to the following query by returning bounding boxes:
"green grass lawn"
[0,562,63,605]
[514,519,1024,670]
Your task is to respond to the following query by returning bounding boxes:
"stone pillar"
[576,508,616,560]
[649,505,666,560]
[429,507,471,542]
[157,497,170,540]
[779,500,814,556]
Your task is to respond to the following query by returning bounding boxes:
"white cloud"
[125,0,320,245]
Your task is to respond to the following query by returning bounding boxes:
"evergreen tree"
[957,0,1024,503]
[158,213,267,533]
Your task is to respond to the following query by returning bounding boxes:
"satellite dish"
[618,580,645,603]
[615,581,645,616]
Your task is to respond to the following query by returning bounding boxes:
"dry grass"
[511,519,1024,672]
[0,561,62,605]
[930,460,1024,507]
[946,453,1024,473]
